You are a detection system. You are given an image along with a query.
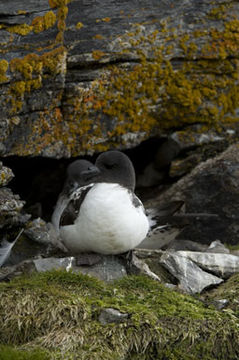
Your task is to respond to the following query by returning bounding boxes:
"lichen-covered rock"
[1,0,239,158]
[0,187,30,230]
[0,162,14,187]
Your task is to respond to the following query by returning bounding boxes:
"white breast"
[60,183,149,254]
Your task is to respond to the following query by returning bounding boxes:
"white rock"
[177,251,239,279]
[160,252,223,294]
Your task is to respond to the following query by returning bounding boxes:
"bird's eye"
[105,163,114,169]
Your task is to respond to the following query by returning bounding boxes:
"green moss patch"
[0,270,238,359]
[0,346,50,360]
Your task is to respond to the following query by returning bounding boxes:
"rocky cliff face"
[1,0,239,158]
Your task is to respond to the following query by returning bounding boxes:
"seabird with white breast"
[55,151,184,255]
[58,151,150,255]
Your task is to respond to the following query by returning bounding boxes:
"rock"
[1,1,239,157]
[34,255,127,282]
[98,308,129,325]
[160,251,223,294]
[171,125,226,151]
[0,187,31,245]
[33,257,74,273]
[0,260,36,282]
[176,251,239,279]
[154,144,239,246]
[166,239,208,252]
[207,240,230,254]
[25,218,55,245]
[127,253,161,282]
[0,162,14,187]
[169,153,202,178]
[213,299,229,310]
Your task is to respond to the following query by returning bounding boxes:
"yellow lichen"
[76,22,84,29]
[32,11,57,33]
[0,59,9,83]
[8,47,66,114]
[49,0,72,8]
[4,0,239,156]
[102,17,111,22]
[6,23,33,36]
[17,10,27,15]
[92,50,106,60]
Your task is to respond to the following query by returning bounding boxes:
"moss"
[0,345,50,360]
[0,271,238,360]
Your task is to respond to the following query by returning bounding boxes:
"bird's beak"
[81,165,100,182]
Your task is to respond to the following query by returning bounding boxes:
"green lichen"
[0,271,238,360]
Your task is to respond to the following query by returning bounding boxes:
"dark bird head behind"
[95,150,136,191]
[64,159,100,194]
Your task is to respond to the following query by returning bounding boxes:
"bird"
[58,151,150,255]
[55,151,185,255]
[51,159,100,233]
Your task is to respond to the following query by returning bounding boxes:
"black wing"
[60,184,93,226]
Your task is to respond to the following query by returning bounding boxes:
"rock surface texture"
[0,0,239,157]
[154,144,239,246]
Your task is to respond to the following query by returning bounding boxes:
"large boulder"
[154,144,239,246]
[0,0,239,157]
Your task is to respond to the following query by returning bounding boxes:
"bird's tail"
[0,228,24,267]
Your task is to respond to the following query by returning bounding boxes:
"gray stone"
[166,239,208,252]
[207,240,230,254]
[99,308,129,325]
[176,251,239,279]
[154,144,239,246]
[34,255,127,282]
[160,252,223,294]
[128,253,161,282]
[25,218,54,245]
[213,299,229,310]
[34,257,75,272]
[78,256,127,282]
[171,125,225,151]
